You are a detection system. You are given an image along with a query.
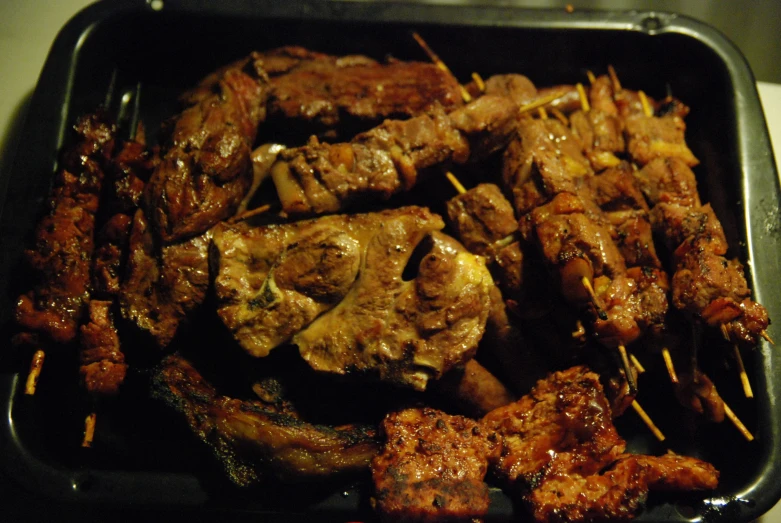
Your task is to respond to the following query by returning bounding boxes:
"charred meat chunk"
[152,354,380,486]
[372,408,498,522]
[79,300,127,396]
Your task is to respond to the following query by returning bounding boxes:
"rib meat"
[152,354,380,486]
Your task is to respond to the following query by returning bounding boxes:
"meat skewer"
[443,172,664,439]
[14,111,117,395]
[412,32,472,103]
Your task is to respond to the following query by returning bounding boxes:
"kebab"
[13,111,116,395]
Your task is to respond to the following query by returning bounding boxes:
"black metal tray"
[1,1,780,521]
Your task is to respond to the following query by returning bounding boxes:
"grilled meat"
[483,366,718,523]
[212,206,444,359]
[295,231,493,390]
[14,112,115,345]
[144,57,268,243]
[79,300,126,396]
[445,182,518,258]
[119,210,211,347]
[152,354,380,486]
[624,112,699,167]
[371,408,499,523]
[271,94,519,216]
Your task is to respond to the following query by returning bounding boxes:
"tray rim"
[1,0,779,521]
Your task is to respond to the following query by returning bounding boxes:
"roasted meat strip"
[212,206,445,359]
[152,354,380,486]
[371,408,498,522]
[271,94,519,216]
[295,231,493,390]
[14,112,115,346]
[483,366,718,523]
[144,56,268,243]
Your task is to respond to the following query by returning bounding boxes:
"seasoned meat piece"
[633,156,700,207]
[675,370,726,422]
[528,452,717,523]
[272,106,470,216]
[503,119,591,215]
[722,298,770,348]
[79,300,127,397]
[447,94,523,159]
[672,249,750,321]
[371,408,498,522]
[119,210,211,347]
[483,366,626,493]
[295,232,493,390]
[267,52,463,129]
[536,84,583,114]
[105,138,157,215]
[650,203,728,257]
[213,207,444,358]
[624,113,699,167]
[483,74,537,105]
[152,354,380,486]
[484,366,718,522]
[14,112,115,345]
[433,359,516,417]
[145,58,268,243]
[445,183,518,256]
[588,163,648,213]
[591,269,668,348]
[569,109,625,172]
[606,211,661,269]
[530,193,626,304]
[92,213,134,297]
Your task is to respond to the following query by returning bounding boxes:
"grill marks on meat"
[265,48,463,132]
[152,354,380,486]
[295,231,493,390]
[371,408,498,522]
[144,59,268,243]
[14,112,116,345]
[483,366,718,523]
[213,207,444,359]
[271,95,519,216]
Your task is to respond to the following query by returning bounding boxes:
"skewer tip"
[82,412,97,448]
[24,349,45,396]
[733,345,754,399]
[632,401,665,441]
[445,172,467,195]
[661,348,679,384]
[761,330,774,345]
[618,344,638,394]
[723,401,754,442]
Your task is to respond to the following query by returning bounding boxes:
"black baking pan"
[1,1,780,521]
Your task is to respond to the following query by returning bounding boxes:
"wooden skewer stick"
[445,172,467,195]
[733,345,754,399]
[723,401,754,441]
[550,107,569,126]
[761,330,774,344]
[586,70,597,85]
[581,276,608,321]
[661,348,679,384]
[24,349,45,396]
[618,344,638,394]
[630,353,646,374]
[518,91,567,116]
[411,32,472,103]
[82,412,97,448]
[471,72,486,92]
[576,83,590,112]
[537,107,549,120]
[228,203,272,224]
[571,320,586,339]
[607,65,622,92]
[632,400,665,441]
[638,90,653,118]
